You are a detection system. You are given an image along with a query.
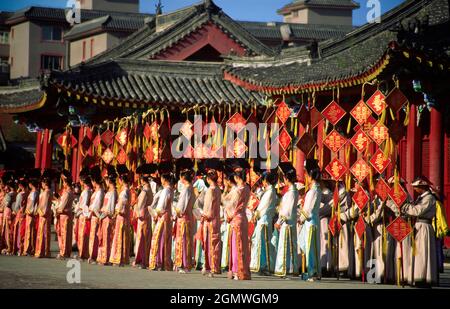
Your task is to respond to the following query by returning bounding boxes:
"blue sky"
[0,0,405,26]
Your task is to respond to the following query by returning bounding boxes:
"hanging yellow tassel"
[403,103,410,127]
[380,108,387,125]
[389,108,396,121]
[347,117,352,135]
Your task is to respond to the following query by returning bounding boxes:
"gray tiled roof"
[6,6,152,26]
[278,0,360,14]
[227,0,450,89]
[48,59,263,105]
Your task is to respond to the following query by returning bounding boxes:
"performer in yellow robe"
[75,174,92,260]
[110,173,131,266]
[55,172,74,259]
[34,178,53,258]
[23,178,39,256]
[133,165,154,269]
[87,175,104,264]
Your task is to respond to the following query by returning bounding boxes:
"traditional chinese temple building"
[0,0,449,244]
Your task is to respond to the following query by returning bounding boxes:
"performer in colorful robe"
[0,180,4,251]
[274,168,299,278]
[34,177,53,258]
[250,171,278,275]
[133,166,154,269]
[221,172,237,271]
[110,172,131,266]
[149,172,174,271]
[298,160,322,281]
[200,170,222,277]
[55,172,74,259]
[174,170,196,273]
[87,175,104,264]
[193,188,206,270]
[97,173,117,265]
[224,169,251,280]
[1,180,16,255]
[401,177,438,286]
[12,179,28,255]
[23,178,39,256]
[75,174,92,260]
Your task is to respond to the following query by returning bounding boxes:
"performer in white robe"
[250,171,278,274]
[274,169,299,278]
[401,178,438,286]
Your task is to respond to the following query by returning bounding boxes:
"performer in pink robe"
[12,179,28,256]
[110,172,131,266]
[76,174,92,260]
[97,173,117,265]
[201,170,222,277]
[224,168,251,280]
[87,175,104,264]
[133,165,154,269]
[55,172,75,259]
[0,180,4,251]
[1,180,16,255]
[34,178,53,258]
[174,170,195,273]
[23,178,39,256]
[149,172,174,271]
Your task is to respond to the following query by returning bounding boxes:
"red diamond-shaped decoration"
[369,149,391,174]
[296,133,316,156]
[354,115,377,133]
[248,192,260,211]
[297,104,309,128]
[281,152,290,162]
[180,120,193,139]
[387,120,406,144]
[369,122,389,145]
[322,100,346,126]
[375,178,390,202]
[310,107,324,129]
[194,143,209,159]
[102,148,114,164]
[325,158,347,181]
[231,138,247,158]
[227,113,247,133]
[352,185,369,210]
[366,90,387,116]
[116,148,127,165]
[143,123,152,140]
[92,134,101,147]
[386,217,413,242]
[350,100,372,125]
[389,183,408,210]
[101,130,115,146]
[144,147,154,163]
[115,129,128,146]
[355,216,366,240]
[276,101,291,124]
[278,127,292,151]
[386,88,408,113]
[350,159,370,183]
[329,215,342,237]
[249,170,261,189]
[57,132,77,149]
[324,130,347,153]
[350,129,370,153]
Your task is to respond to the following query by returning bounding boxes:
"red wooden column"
[40,129,53,170]
[406,105,421,196]
[429,107,443,192]
[35,131,43,169]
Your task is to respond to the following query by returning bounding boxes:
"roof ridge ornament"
[155,0,163,16]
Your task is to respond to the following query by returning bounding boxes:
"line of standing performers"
[0,158,447,286]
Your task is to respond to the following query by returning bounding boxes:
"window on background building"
[292,11,299,18]
[11,28,14,40]
[42,26,62,41]
[90,38,94,58]
[0,31,9,44]
[82,41,86,61]
[41,55,62,71]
